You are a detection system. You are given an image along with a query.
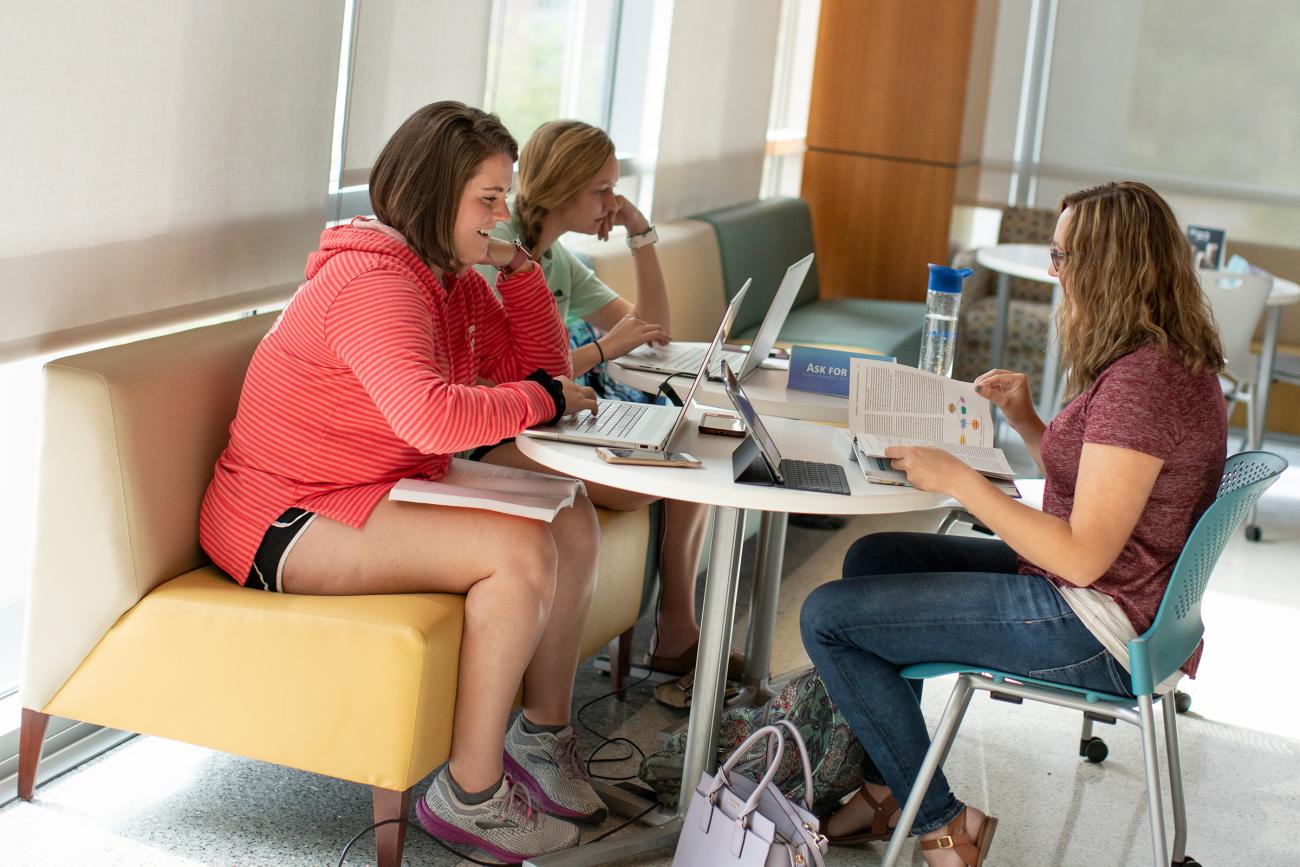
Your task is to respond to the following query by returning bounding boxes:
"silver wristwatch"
[626,225,658,250]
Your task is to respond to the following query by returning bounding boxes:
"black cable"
[336,817,516,867]
[574,566,668,782]
[654,371,695,407]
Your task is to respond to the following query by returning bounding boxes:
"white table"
[975,243,1300,438]
[609,359,849,424]
[518,411,946,866]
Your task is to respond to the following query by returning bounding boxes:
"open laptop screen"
[721,360,786,483]
[660,280,751,446]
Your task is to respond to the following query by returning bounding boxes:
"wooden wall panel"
[806,0,978,164]
[803,149,956,302]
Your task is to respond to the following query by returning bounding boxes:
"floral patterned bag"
[639,667,864,816]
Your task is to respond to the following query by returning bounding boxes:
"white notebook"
[390,459,584,522]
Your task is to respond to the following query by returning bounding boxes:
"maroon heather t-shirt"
[1018,344,1226,653]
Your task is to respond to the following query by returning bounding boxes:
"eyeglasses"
[1049,248,1070,267]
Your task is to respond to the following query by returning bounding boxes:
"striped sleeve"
[323,272,556,455]
[475,265,573,382]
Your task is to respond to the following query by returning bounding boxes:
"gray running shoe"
[503,715,608,824]
[416,766,580,862]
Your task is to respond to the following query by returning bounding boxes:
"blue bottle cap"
[927,264,974,294]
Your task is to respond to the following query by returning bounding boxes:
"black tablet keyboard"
[777,459,852,495]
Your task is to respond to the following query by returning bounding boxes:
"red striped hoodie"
[199,219,570,583]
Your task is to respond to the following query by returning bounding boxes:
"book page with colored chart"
[848,358,995,447]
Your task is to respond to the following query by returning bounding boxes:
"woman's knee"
[493,518,560,596]
[842,532,927,579]
[799,580,846,647]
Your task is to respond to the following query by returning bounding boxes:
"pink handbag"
[673,720,829,867]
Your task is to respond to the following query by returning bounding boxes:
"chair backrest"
[1128,451,1287,695]
[691,197,821,336]
[20,312,276,709]
[1198,270,1273,385]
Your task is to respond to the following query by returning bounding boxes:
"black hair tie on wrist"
[594,340,606,366]
[525,369,566,425]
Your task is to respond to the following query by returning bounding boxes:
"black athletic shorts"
[246,508,317,592]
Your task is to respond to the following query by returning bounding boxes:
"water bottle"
[917,264,973,377]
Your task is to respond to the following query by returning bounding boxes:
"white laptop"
[523,281,752,451]
[618,253,814,380]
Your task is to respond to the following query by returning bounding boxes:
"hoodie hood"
[305,218,451,294]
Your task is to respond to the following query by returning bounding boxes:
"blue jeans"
[799,532,1132,835]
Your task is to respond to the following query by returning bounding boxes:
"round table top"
[608,361,849,424]
[975,243,1059,284]
[1268,276,1300,306]
[977,242,1299,306]
[517,407,948,515]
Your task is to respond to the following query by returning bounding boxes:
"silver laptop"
[523,282,752,451]
[618,253,814,380]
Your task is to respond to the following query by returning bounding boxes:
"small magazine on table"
[389,458,585,522]
[847,358,1020,496]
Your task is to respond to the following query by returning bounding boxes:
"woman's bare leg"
[480,443,709,656]
[282,498,560,791]
[652,497,709,656]
[521,493,600,725]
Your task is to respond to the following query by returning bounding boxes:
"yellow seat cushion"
[45,569,466,791]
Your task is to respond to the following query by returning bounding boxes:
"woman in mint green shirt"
[477,120,734,681]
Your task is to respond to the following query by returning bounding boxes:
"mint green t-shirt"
[474,212,619,325]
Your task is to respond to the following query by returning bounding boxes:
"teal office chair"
[881,451,1287,867]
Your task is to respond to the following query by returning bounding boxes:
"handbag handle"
[767,719,817,811]
[709,724,787,819]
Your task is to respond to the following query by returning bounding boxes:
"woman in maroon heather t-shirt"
[800,181,1226,865]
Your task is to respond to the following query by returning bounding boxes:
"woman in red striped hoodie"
[199,102,604,861]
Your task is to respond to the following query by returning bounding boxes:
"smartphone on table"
[698,411,746,438]
[595,447,702,467]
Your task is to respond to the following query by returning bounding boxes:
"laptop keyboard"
[568,400,650,439]
[649,345,745,373]
[778,459,852,495]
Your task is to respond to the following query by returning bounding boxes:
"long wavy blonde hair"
[1056,181,1224,400]
[515,120,615,251]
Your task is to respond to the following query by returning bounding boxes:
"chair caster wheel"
[1246,524,1262,541]
[1174,690,1192,714]
[1173,857,1201,866]
[1081,736,1108,763]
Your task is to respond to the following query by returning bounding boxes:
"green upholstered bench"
[691,197,926,366]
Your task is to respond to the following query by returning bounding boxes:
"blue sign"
[786,345,895,397]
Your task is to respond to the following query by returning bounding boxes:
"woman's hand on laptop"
[557,376,599,417]
[601,314,670,357]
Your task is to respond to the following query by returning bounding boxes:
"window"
[761,0,821,199]
[484,0,621,143]
[989,0,1300,244]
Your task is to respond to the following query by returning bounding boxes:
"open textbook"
[848,358,1018,490]
[390,458,584,522]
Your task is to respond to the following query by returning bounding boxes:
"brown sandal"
[823,785,900,846]
[646,642,745,678]
[652,669,741,709]
[919,807,998,866]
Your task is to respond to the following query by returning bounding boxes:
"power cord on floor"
[575,576,667,782]
[336,817,512,867]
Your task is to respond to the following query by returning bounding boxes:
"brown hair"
[1055,181,1224,399]
[515,120,616,251]
[369,101,518,272]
